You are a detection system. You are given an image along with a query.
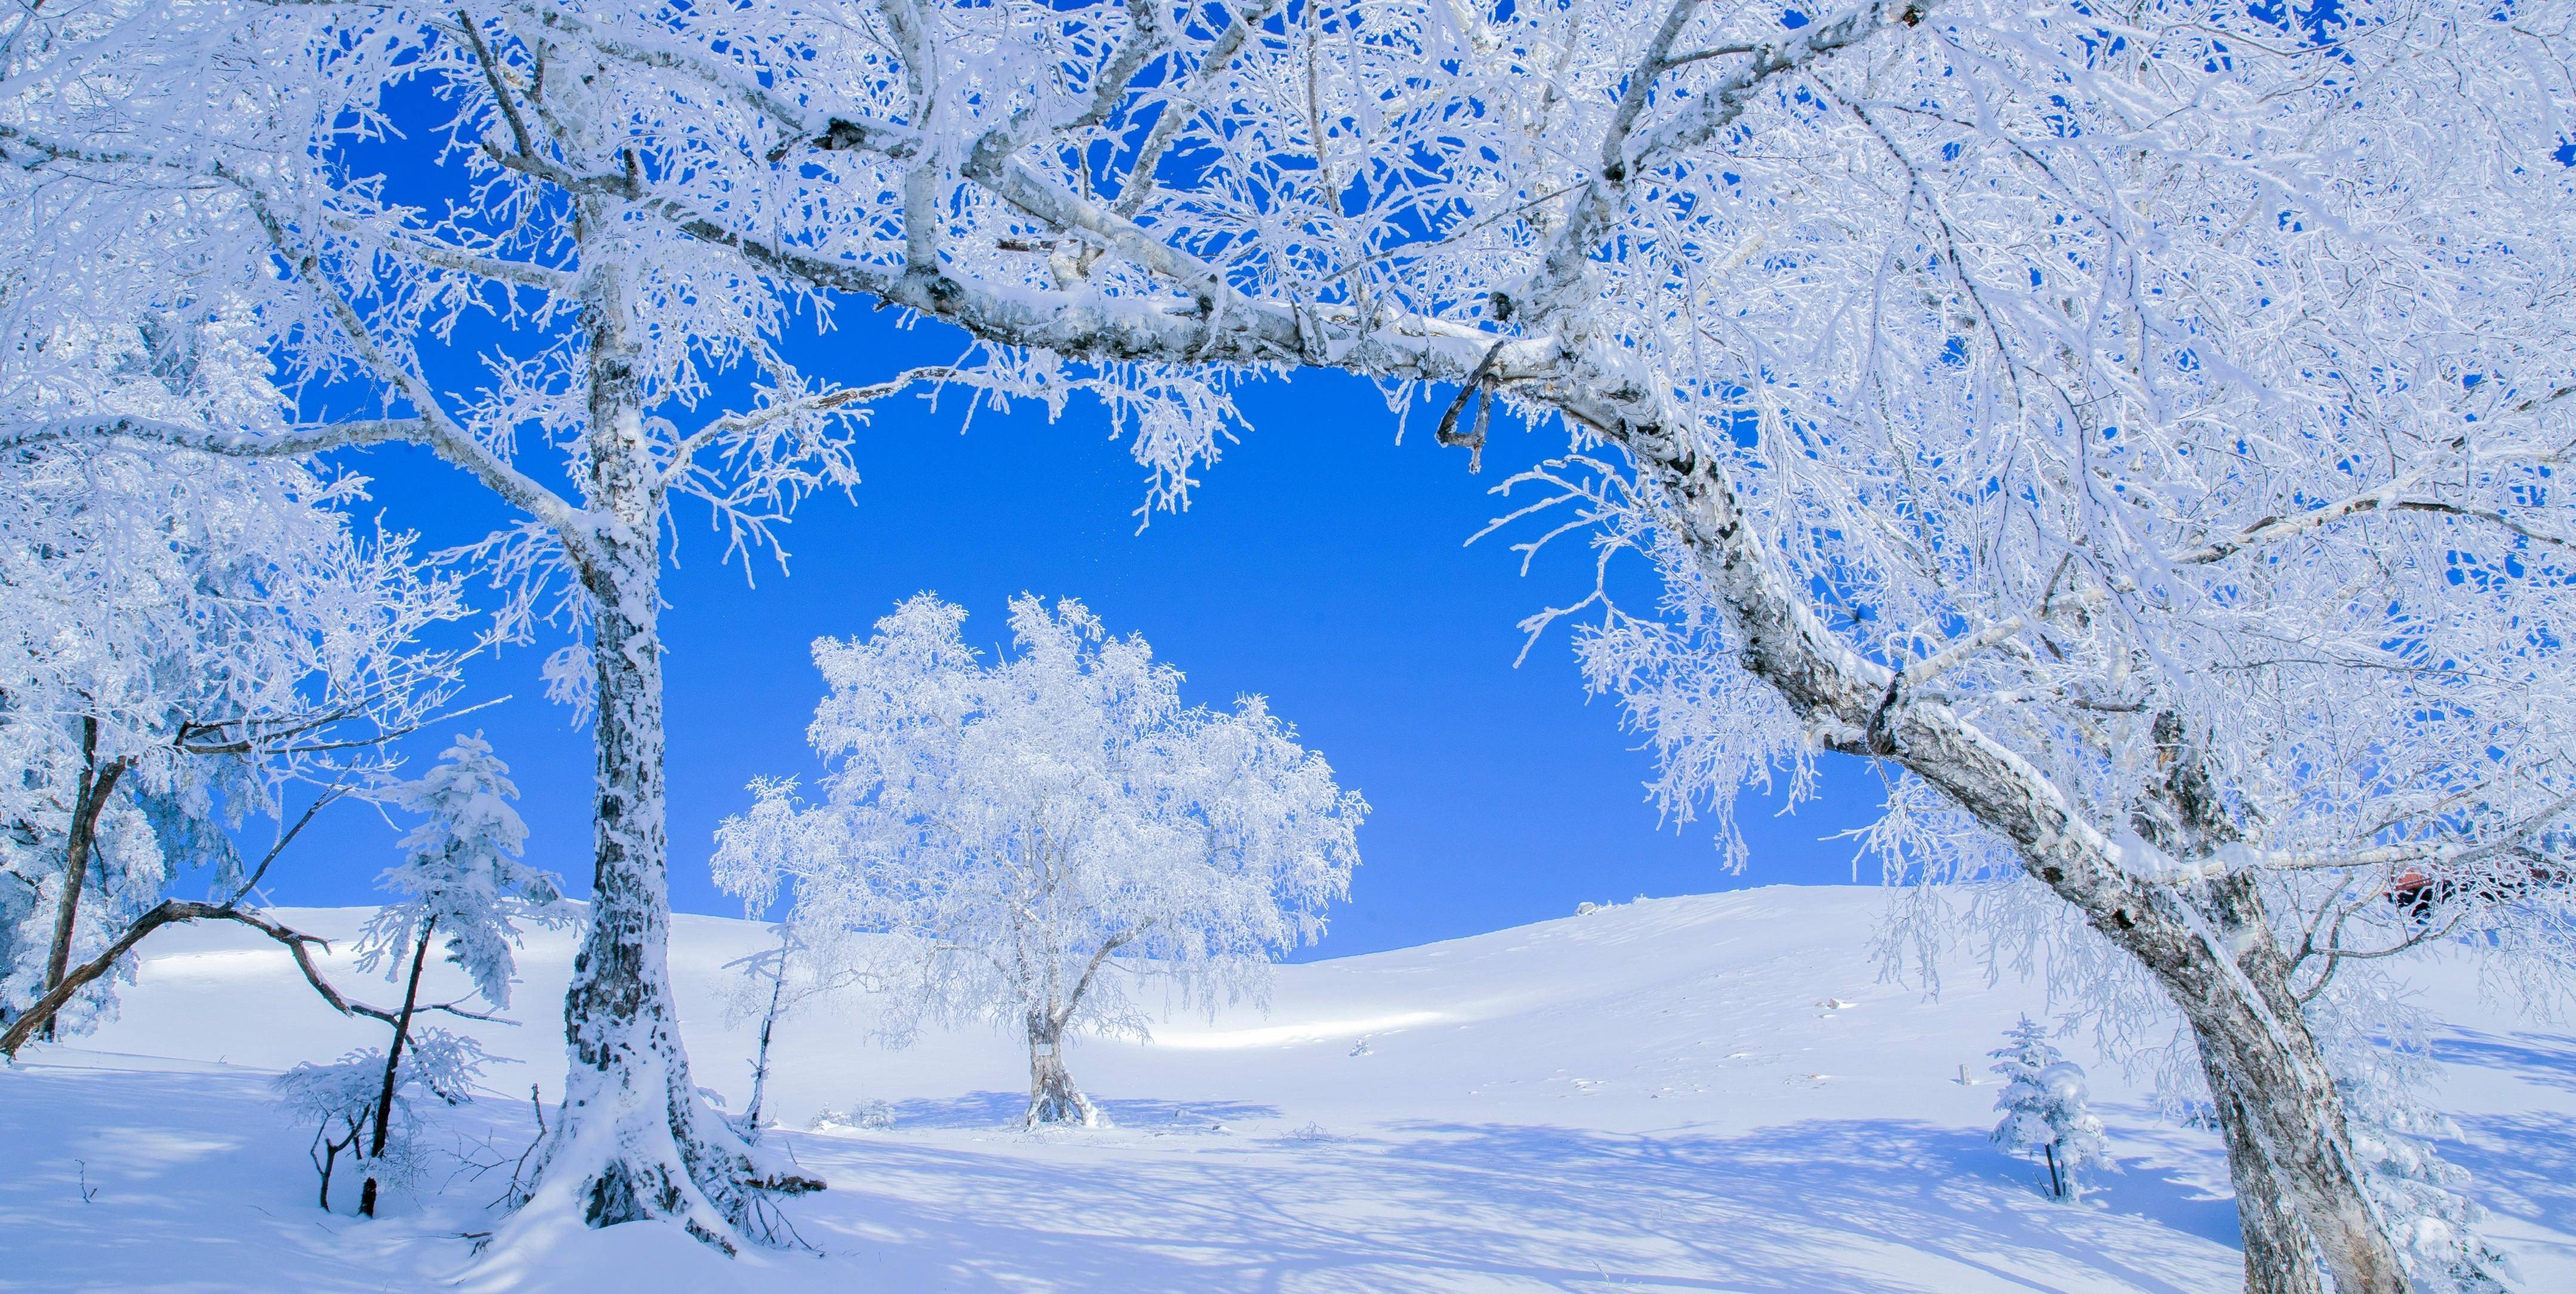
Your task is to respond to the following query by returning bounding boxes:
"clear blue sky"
[264,306,1885,957]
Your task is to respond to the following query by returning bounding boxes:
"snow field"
[5,885,2571,1291]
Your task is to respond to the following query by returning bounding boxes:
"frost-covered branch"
[0,415,425,458]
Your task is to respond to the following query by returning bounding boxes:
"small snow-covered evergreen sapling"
[336,734,569,1218]
[1989,1017,2113,1202]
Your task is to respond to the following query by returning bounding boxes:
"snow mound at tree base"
[5,885,2572,1292]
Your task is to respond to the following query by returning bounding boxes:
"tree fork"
[1025,1014,1098,1128]
[40,717,132,1039]
[2141,726,2368,1294]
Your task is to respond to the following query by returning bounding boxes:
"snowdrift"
[4,885,2571,1291]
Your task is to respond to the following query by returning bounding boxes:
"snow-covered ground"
[4,885,2571,1292]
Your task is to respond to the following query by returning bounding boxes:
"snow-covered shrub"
[274,1052,382,1210]
[715,594,1366,1128]
[1989,1018,2112,1201]
[807,1101,896,1134]
[273,1029,486,1212]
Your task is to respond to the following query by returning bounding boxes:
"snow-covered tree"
[362,734,566,1009]
[715,594,1364,1127]
[0,4,915,1238]
[347,734,568,1217]
[1989,1018,2112,1203]
[0,292,467,1049]
[11,0,2572,1276]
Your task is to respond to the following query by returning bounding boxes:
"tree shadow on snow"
[884,1090,1028,1128]
[1093,1097,1281,1130]
[2433,1028,2576,1095]
[0,1064,502,1292]
[2443,1109,2576,1236]
[788,1116,2246,1292]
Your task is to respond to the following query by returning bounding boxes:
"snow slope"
[4,886,2571,1292]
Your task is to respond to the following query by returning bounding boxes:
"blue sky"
[265,307,1886,957]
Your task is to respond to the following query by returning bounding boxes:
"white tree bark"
[1025,1011,1100,1128]
[538,547,768,1237]
[517,247,819,1243]
[1594,417,2405,1293]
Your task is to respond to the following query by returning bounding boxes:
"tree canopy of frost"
[0,301,465,1036]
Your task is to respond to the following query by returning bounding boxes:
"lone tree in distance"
[714,594,1366,1127]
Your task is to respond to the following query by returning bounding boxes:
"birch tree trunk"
[2201,1040,2329,1294]
[2136,726,2341,1293]
[520,236,810,1246]
[549,546,755,1234]
[2145,901,2386,1290]
[1025,1012,1097,1127]
[1591,417,2407,1293]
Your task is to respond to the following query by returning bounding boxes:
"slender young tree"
[1988,1017,2112,1203]
[714,594,1365,1127]
[350,733,568,1218]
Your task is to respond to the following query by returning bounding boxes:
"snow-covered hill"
[5,886,2571,1291]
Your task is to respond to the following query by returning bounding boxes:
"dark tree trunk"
[41,718,129,1041]
[360,916,436,1219]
